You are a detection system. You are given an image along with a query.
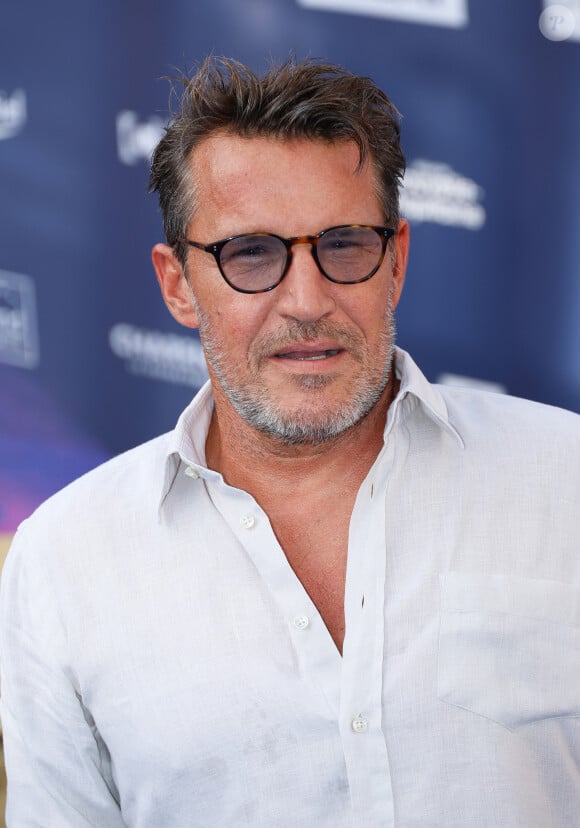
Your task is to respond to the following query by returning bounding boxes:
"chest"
[270,507,351,652]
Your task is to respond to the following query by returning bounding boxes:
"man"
[1,57,579,828]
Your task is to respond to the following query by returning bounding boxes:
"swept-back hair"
[149,56,405,265]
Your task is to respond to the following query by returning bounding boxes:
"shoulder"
[396,348,580,454]
[435,386,580,487]
[7,431,174,564]
[439,385,580,443]
[46,430,171,509]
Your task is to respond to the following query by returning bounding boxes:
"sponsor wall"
[1,0,580,535]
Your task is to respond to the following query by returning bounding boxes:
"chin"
[239,392,384,446]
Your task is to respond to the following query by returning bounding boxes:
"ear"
[391,219,410,310]
[151,243,200,329]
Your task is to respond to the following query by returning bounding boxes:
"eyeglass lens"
[220,226,384,291]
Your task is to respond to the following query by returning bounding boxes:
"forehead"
[187,134,382,236]
[193,131,363,171]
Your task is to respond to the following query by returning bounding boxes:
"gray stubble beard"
[191,290,396,446]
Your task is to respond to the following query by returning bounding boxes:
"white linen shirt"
[2,348,580,828]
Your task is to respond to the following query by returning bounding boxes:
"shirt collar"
[159,380,215,509]
[159,347,464,509]
[388,348,465,447]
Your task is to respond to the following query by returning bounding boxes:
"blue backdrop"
[1,0,579,533]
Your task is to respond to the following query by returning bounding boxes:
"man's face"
[156,134,408,445]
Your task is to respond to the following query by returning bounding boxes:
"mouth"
[275,348,342,362]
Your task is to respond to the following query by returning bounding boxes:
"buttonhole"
[361,594,365,608]
[370,484,374,498]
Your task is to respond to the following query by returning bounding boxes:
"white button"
[184,466,200,479]
[351,715,368,733]
[293,615,310,630]
[240,514,255,529]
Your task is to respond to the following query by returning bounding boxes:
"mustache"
[253,321,365,360]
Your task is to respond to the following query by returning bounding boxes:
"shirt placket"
[340,440,394,826]
[202,472,343,716]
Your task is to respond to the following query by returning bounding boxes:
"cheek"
[204,302,270,354]
[231,297,276,336]
[343,291,391,339]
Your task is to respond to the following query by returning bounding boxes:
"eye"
[327,237,359,250]
[222,236,281,265]
[321,228,367,250]
[230,244,268,259]
[320,227,380,256]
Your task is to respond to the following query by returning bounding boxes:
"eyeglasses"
[177,224,395,294]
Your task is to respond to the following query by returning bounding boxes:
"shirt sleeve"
[0,523,127,828]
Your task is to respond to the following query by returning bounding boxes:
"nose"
[274,240,336,322]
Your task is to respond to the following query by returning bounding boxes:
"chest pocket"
[437,572,580,731]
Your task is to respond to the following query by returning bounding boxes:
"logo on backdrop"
[295,0,468,27]
[116,111,166,165]
[437,372,506,395]
[539,2,580,41]
[0,270,39,369]
[0,89,27,140]
[400,160,485,230]
[109,323,209,387]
